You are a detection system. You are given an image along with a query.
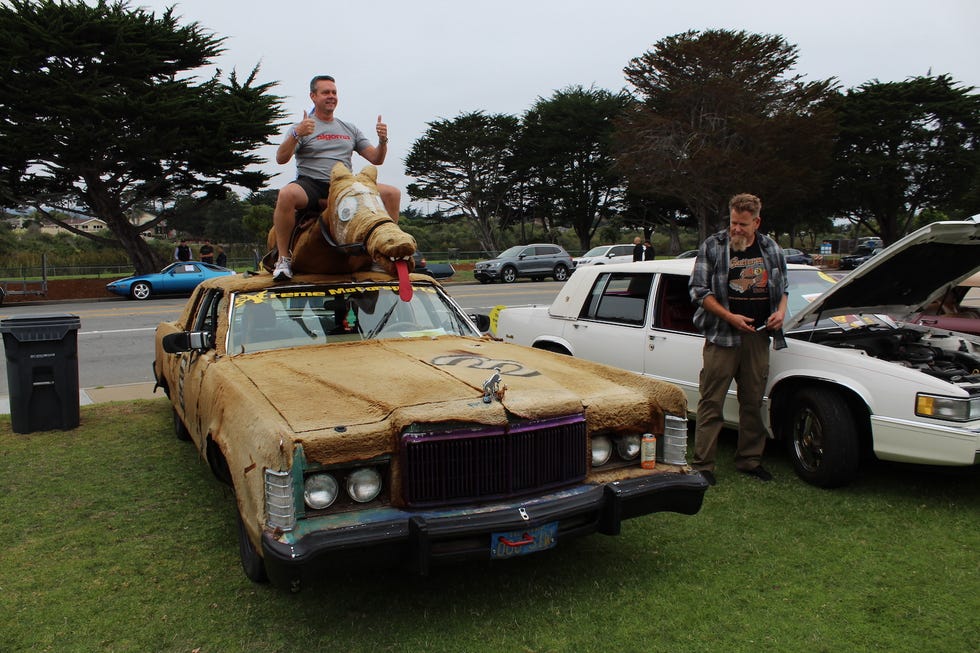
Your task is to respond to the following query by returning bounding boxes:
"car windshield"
[582,246,610,257]
[227,282,480,354]
[786,268,837,319]
[496,245,526,259]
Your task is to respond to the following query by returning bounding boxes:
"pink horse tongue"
[395,259,413,302]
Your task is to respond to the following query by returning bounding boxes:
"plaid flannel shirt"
[689,229,789,350]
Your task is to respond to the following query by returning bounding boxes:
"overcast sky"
[135,0,980,209]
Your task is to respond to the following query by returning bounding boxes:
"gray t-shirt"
[294,116,370,181]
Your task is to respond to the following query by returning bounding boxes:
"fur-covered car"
[153,271,706,590]
[496,220,980,488]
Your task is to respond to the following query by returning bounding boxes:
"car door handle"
[573,323,588,329]
[648,334,667,349]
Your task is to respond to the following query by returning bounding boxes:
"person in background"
[214,245,227,268]
[270,74,401,281]
[199,240,214,264]
[174,239,191,262]
[632,236,644,262]
[688,193,789,486]
[644,240,656,260]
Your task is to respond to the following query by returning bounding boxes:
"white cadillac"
[496,220,980,487]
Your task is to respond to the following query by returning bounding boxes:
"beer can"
[641,433,657,469]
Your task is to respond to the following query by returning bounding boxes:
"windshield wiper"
[366,300,399,339]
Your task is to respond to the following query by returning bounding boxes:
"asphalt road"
[0,281,566,394]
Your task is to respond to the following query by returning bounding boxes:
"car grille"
[400,414,587,507]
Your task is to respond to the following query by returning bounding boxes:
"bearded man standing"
[688,193,789,486]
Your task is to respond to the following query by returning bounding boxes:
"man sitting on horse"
[271,74,401,281]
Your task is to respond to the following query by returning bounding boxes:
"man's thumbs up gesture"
[293,110,315,140]
[376,115,388,146]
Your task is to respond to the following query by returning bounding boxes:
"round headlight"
[591,435,612,467]
[615,434,642,460]
[346,467,382,503]
[304,473,339,510]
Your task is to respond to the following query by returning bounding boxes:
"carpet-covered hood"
[227,336,686,436]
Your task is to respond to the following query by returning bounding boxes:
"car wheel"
[501,266,518,283]
[785,386,860,488]
[130,281,152,300]
[535,342,571,356]
[173,407,191,441]
[236,508,269,584]
[552,264,569,282]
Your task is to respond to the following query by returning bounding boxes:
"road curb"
[0,381,160,416]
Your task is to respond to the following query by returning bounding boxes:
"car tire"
[130,281,152,300]
[535,342,571,356]
[236,508,269,584]
[173,407,191,441]
[785,386,860,488]
[552,264,569,282]
[501,266,518,283]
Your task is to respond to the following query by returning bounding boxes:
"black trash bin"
[1,314,81,434]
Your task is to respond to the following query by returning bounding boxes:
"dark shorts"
[293,176,331,211]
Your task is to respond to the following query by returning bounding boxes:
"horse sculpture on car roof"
[264,163,417,299]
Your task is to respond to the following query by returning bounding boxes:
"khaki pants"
[693,332,771,472]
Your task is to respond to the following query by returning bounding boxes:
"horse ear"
[331,162,352,182]
[359,165,378,182]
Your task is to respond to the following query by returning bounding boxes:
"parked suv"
[573,244,635,268]
[473,244,573,283]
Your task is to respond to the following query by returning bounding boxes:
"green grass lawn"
[1,399,977,652]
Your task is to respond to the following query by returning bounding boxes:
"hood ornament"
[482,368,503,403]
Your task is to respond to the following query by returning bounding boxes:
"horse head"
[320,163,416,278]
[271,163,417,298]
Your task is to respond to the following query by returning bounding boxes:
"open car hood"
[786,220,980,330]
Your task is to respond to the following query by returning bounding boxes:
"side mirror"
[469,313,492,333]
[162,330,213,353]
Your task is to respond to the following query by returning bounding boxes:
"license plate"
[490,522,558,559]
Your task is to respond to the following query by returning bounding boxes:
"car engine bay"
[798,324,980,386]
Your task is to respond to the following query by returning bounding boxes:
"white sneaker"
[273,256,293,281]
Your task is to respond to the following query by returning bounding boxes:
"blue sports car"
[107,261,236,300]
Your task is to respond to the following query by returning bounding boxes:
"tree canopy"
[0,0,284,273]
[405,111,521,254]
[516,86,630,249]
[615,29,838,241]
[828,75,980,244]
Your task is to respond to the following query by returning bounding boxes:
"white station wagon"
[496,220,980,487]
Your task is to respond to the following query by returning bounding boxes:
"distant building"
[33,211,166,238]
[38,215,107,235]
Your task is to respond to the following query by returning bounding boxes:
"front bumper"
[473,268,500,281]
[262,471,707,589]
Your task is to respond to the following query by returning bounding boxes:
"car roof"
[545,258,813,319]
[196,270,441,295]
[545,223,980,327]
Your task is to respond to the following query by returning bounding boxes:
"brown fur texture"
[266,163,416,276]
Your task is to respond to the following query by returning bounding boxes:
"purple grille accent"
[401,414,587,506]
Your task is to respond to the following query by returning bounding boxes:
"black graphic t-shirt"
[727,240,770,328]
